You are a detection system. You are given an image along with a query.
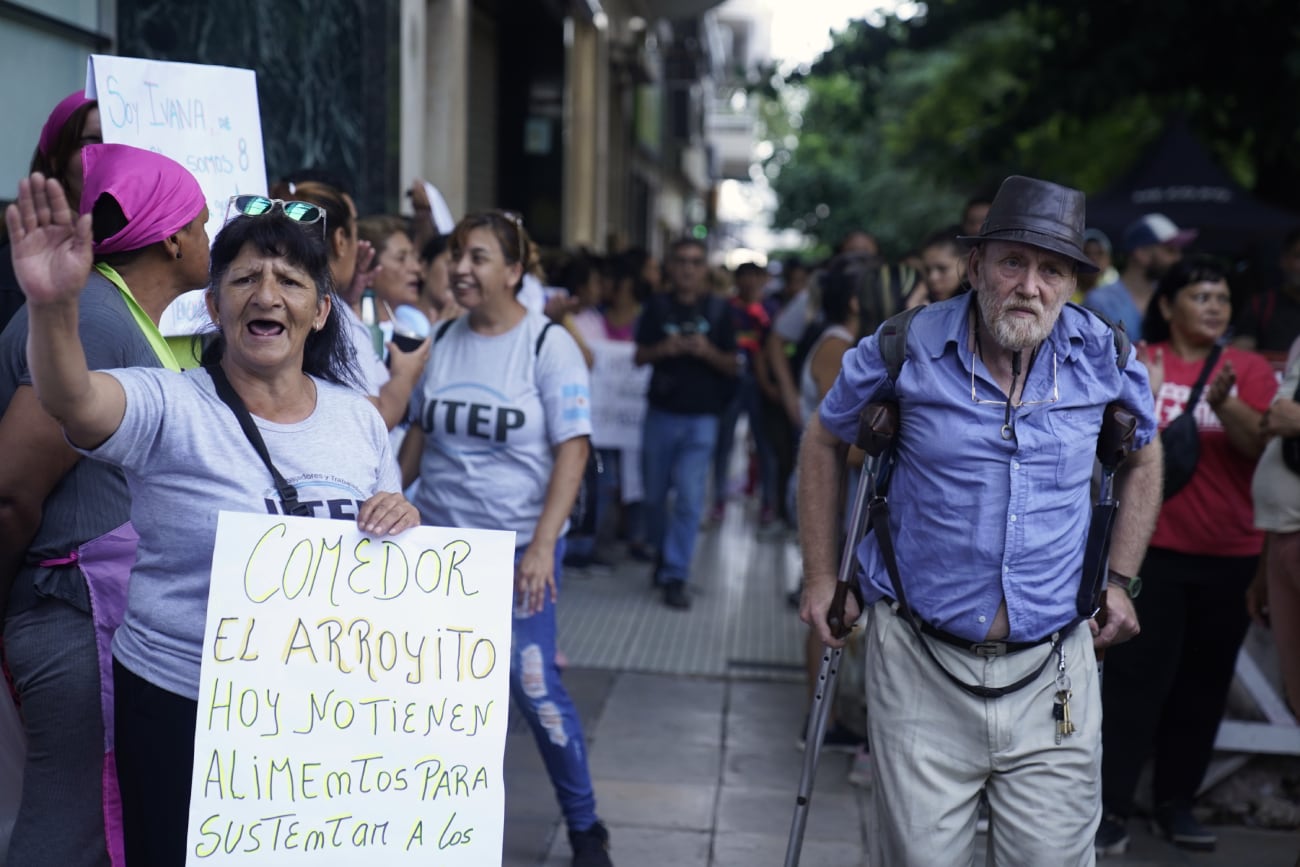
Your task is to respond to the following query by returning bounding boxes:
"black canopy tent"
[1086,119,1300,257]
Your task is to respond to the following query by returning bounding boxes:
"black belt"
[880,595,1057,657]
[918,620,1055,657]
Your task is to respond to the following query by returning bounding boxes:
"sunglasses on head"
[227,195,325,228]
[495,210,525,264]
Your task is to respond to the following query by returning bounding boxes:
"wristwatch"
[1107,569,1143,599]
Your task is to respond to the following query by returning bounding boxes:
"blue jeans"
[511,541,599,832]
[641,407,719,584]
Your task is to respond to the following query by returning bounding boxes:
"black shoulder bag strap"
[204,364,311,517]
[1183,342,1224,417]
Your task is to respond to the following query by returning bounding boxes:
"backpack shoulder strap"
[1067,302,1129,368]
[434,317,457,344]
[535,320,557,356]
[878,305,925,384]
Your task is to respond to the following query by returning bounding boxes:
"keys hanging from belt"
[1052,643,1076,744]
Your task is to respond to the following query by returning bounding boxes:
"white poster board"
[86,55,269,336]
[186,512,515,866]
[588,340,650,450]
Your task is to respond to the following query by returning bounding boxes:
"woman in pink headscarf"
[0,144,209,867]
[0,91,102,330]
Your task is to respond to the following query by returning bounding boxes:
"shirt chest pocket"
[1048,406,1102,489]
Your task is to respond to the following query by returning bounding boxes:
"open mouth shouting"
[247,319,287,338]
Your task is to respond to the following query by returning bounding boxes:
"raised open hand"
[1136,341,1165,398]
[1206,360,1236,408]
[5,174,93,307]
[341,240,378,307]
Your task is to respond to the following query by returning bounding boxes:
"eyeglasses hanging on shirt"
[970,332,1059,440]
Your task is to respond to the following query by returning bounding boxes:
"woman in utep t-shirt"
[403,211,614,865]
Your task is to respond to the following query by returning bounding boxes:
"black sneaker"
[569,821,613,867]
[1151,802,1216,851]
[663,579,691,610]
[1095,813,1129,857]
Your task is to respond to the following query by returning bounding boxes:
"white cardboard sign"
[588,339,650,450]
[86,54,269,336]
[185,512,515,866]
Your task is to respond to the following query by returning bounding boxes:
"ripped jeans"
[511,541,599,832]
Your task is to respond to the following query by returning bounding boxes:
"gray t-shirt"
[410,313,592,545]
[0,272,162,615]
[83,367,400,699]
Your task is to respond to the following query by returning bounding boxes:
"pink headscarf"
[38,90,94,157]
[80,144,207,255]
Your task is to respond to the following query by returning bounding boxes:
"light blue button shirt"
[819,294,1156,642]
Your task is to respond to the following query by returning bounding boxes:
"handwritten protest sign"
[86,54,268,336]
[588,340,650,450]
[186,512,515,866]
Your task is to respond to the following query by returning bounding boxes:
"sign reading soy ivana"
[185,512,515,865]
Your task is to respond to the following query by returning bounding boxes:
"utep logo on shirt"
[561,384,591,423]
[262,474,367,518]
[418,382,528,452]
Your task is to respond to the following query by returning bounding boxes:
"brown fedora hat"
[958,175,1097,272]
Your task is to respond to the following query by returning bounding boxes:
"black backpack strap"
[205,364,309,516]
[434,317,457,344]
[535,320,557,356]
[878,305,925,384]
[1067,302,1130,368]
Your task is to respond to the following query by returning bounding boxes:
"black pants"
[114,659,198,867]
[758,395,796,522]
[1100,547,1255,816]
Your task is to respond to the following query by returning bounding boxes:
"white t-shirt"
[410,313,592,545]
[84,367,400,699]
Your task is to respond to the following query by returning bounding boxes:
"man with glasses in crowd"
[635,238,738,609]
[798,175,1163,864]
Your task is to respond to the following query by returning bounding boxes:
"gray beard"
[976,289,1066,351]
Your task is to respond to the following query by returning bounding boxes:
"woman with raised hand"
[401,211,614,867]
[0,144,207,867]
[6,174,418,867]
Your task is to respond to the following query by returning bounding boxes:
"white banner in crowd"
[185,512,515,866]
[587,340,650,451]
[86,54,269,336]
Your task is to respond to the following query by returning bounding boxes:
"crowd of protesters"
[0,88,1299,867]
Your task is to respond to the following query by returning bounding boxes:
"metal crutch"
[784,402,898,867]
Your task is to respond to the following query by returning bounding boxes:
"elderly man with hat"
[798,175,1164,864]
[1084,213,1198,341]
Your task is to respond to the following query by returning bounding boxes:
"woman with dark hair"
[1097,255,1276,855]
[6,176,418,867]
[1,91,102,330]
[904,227,967,309]
[402,211,614,867]
[0,145,207,867]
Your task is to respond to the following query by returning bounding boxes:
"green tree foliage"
[764,0,1300,255]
